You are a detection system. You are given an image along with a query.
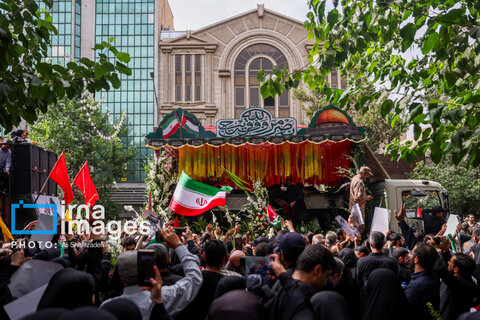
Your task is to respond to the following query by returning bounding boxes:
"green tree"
[30,97,136,219]
[409,159,480,215]
[295,87,402,152]
[0,0,131,131]
[260,0,480,165]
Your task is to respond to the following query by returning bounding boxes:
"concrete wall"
[158,0,174,31]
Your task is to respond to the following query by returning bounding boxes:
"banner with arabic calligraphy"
[216,108,297,137]
[144,106,367,188]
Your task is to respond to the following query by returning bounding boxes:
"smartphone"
[234,237,243,250]
[137,250,156,287]
[173,227,186,235]
[239,256,273,277]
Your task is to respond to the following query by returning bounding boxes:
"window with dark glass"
[331,69,338,89]
[185,54,191,101]
[93,0,155,182]
[195,54,201,101]
[175,55,182,101]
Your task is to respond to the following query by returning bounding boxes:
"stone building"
[157,4,342,126]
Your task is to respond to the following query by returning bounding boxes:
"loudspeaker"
[9,144,57,197]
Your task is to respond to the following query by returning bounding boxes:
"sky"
[169,0,311,31]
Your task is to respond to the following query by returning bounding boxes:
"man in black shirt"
[393,247,412,284]
[286,182,307,224]
[146,243,182,286]
[176,239,227,320]
[264,244,335,320]
[423,206,445,235]
[440,253,479,320]
[357,231,398,286]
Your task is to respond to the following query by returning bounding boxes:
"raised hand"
[159,227,182,249]
[182,227,194,242]
[269,253,286,277]
[394,203,406,222]
[150,265,163,304]
[11,248,26,267]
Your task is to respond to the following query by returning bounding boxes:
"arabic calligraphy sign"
[216,108,297,138]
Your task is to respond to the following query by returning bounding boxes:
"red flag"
[73,161,99,207]
[173,217,180,228]
[50,151,74,206]
[416,206,423,218]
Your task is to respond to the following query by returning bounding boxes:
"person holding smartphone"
[100,227,203,320]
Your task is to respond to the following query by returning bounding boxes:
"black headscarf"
[100,298,142,320]
[10,129,24,138]
[209,290,265,320]
[310,291,352,320]
[338,248,358,269]
[37,269,95,310]
[19,309,70,320]
[361,268,410,320]
[58,307,117,320]
[338,248,358,284]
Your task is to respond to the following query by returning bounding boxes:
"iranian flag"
[267,205,282,228]
[169,172,232,216]
[161,113,186,138]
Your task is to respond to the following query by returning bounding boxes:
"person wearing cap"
[349,166,373,222]
[276,232,306,276]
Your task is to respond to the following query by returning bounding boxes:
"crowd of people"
[0,200,479,320]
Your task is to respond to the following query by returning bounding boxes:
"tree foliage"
[261,0,480,165]
[0,0,132,131]
[409,160,480,215]
[30,98,136,219]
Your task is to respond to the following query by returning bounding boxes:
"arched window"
[234,43,289,117]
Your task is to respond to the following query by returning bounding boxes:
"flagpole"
[73,162,87,183]
[34,150,65,204]
[174,110,184,140]
[33,176,50,204]
[35,150,73,205]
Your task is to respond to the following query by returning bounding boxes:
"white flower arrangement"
[241,179,271,238]
[106,235,122,266]
[143,150,177,221]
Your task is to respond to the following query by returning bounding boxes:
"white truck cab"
[376,179,450,234]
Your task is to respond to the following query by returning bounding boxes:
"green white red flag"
[169,171,232,216]
[161,113,186,138]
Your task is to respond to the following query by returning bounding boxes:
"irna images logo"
[11,201,57,235]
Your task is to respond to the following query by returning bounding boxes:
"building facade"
[157,5,343,127]
[40,0,174,184]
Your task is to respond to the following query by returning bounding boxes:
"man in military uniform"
[349,166,373,222]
